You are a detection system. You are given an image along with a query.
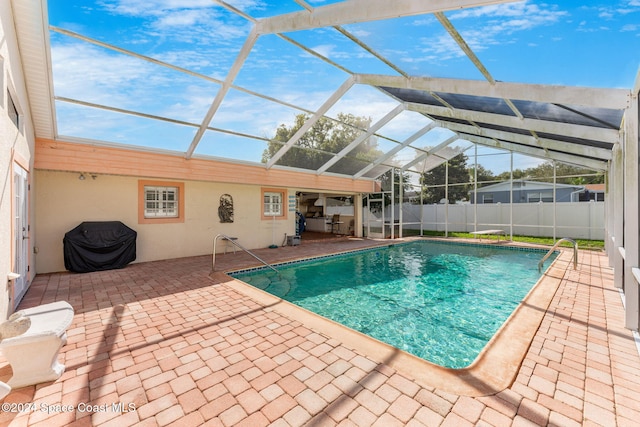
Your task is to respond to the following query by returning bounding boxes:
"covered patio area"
[1,238,638,426]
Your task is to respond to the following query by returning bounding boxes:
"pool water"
[231,241,556,369]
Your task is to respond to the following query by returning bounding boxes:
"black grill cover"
[63,221,137,273]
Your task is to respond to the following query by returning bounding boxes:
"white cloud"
[155,9,207,27]
[52,43,154,102]
[97,0,251,42]
[378,110,432,139]
[311,44,336,58]
[209,94,300,138]
[414,33,468,62]
[98,0,213,16]
[452,3,568,34]
[225,0,266,10]
[449,1,564,21]
[99,0,267,17]
[51,41,221,124]
[412,16,437,26]
[327,86,400,123]
[577,20,610,33]
[349,29,371,38]
[418,1,568,61]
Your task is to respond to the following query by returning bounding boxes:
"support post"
[509,151,513,240]
[553,160,557,241]
[623,87,639,330]
[399,169,403,238]
[613,144,625,290]
[445,161,449,237]
[391,169,395,239]
[473,144,478,232]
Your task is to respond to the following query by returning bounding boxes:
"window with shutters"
[138,180,184,223]
[261,188,287,220]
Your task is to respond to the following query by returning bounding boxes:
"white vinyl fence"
[366,201,604,240]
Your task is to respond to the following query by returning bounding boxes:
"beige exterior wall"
[32,139,376,274]
[34,171,298,274]
[0,1,37,318]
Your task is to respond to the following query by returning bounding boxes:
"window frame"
[261,188,287,220]
[482,193,494,204]
[7,89,18,129]
[138,180,184,224]
[527,191,554,203]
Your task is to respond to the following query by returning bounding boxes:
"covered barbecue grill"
[63,221,137,273]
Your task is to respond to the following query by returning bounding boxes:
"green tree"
[420,153,470,204]
[469,164,496,188]
[262,113,382,174]
[494,161,604,184]
[363,168,412,208]
[495,168,527,181]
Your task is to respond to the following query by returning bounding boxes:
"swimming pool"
[231,240,557,369]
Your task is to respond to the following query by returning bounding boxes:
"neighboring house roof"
[474,180,584,193]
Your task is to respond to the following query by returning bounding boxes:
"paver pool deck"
[0,236,638,426]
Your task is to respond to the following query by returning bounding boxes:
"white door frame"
[13,163,30,309]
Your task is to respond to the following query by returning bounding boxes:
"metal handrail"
[212,233,279,273]
[538,237,578,273]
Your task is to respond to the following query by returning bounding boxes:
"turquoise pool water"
[231,241,556,369]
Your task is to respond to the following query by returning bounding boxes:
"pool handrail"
[212,233,279,273]
[538,237,578,273]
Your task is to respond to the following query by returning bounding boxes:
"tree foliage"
[262,113,383,173]
[420,153,470,204]
[364,168,413,208]
[494,161,604,184]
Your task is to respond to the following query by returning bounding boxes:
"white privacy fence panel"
[386,201,604,240]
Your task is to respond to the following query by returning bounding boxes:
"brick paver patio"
[1,237,639,426]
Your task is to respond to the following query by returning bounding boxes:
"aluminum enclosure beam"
[353,122,437,178]
[408,102,621,145]
[403,135,459,171]
[317,104,405,174]
[460,134,608,171]
[356,74,631,110]
[186,28,259,159]
[256,0,518,35]
[266,77,356,169]
[437,121,612,161]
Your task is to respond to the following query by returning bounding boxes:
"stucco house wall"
[31,140,374,275]
[34,170,299,274]
[0,1,37,319]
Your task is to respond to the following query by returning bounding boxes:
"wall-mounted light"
[78,173,85,180]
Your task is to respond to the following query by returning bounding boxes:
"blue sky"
[47,0,640,175]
